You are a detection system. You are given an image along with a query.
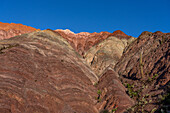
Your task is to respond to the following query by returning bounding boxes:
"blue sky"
[0,0,169,37]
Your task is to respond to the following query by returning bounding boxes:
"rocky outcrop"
[0,22,39,40]
[55,29,111,55]
[114,31,170,112]
[109,30,132,39]
[0,30,99,113]
[55,29,135,76]
[115,31,169,84]
[84,35,135,76]
[95,68,134,113]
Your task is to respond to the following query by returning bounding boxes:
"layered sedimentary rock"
[0,22,39,40]
[55,29,111,55]
[95,67,134,113]
[55,29,135,76]
[115,31,169,85]
[0,21,169,113]
[0,30,99,113]
[114,31,170,112]
[84,33,135,76]
[0,27,137,113]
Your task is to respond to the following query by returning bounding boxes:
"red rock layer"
[96,68,134,112]
[115,31,170,84]
[0,22,39,40]
[55,29,130,56]
[55,29,110,55]
[109,30,132,39]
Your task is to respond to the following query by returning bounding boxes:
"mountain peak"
[55,29,75,34]
[109,30,131,39]
[112,30,128,36]
[0,22,38,31]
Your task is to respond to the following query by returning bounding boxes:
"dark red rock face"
[55,29,131,56]
[115,31,170,85]
[95,68,134,113]
[114,31,170,112]
[109,30,132,39]
[0,30,98,113]
[0,22,39,40]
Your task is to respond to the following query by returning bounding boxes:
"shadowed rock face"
[0,30,99,113]
[114,31,170,112]
[115,31,169,85]
[0,22,39,40]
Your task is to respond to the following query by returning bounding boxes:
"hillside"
[0,22,169,113]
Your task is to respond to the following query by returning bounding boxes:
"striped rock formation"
[0,22,169,113]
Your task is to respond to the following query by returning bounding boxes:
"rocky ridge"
[0,22,39,40]
[114,31,170,112]
[55,29,135,76]
[0,22,169,113]
[55,29,111,56]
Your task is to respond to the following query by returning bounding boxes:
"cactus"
[140,48,144,78]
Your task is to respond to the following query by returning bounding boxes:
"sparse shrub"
[111,108,117,113]
[151,108,157,113]
[152,74,158,79]
[94,82,98,87]
[126,83,138,98]
[139,49,144,78]
[100,109,109,113]
[0,44,19,54]
[97,90,102,95]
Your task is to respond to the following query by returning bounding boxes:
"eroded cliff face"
[0,22,39,40]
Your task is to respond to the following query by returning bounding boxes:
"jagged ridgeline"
[0,22,169,113]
